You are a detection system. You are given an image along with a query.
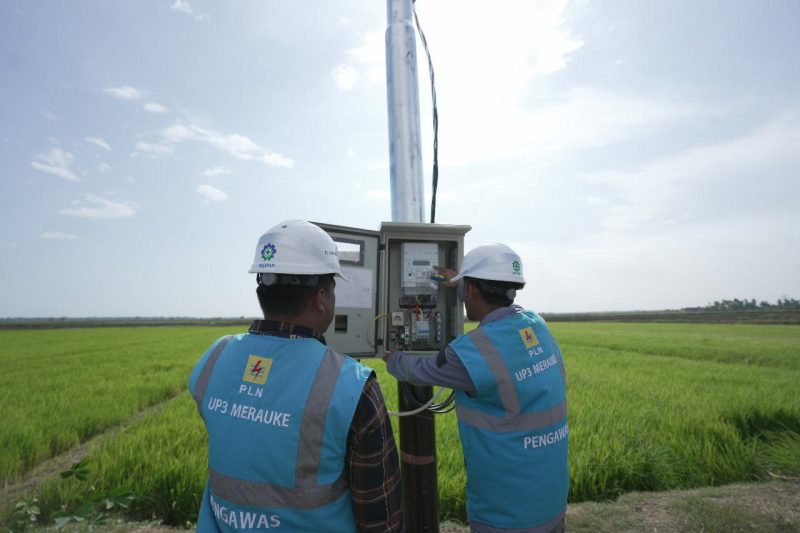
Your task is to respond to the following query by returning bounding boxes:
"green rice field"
[1,322,799,525]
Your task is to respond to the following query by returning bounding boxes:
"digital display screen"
[412,260,430,266]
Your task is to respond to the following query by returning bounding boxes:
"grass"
[2,322,799,526]
[0,327,236,484]
[548,321,800,369]
[37,393,208,527]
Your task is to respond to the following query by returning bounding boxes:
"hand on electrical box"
[432,266,458,288]
[314,221,470,360]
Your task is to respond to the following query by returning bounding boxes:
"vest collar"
[249,320,327,344]
[479,305,523,326]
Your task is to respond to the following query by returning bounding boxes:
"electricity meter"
[314,221,470,358]
[400,242,439,309]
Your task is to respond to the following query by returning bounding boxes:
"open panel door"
[314,222,381,357]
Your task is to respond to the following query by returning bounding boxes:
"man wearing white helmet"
[190,220,402,532]
[385,243,568,533]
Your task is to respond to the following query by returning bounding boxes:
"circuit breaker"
[314,221,470,358]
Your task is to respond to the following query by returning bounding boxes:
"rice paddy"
[1,322,798,525]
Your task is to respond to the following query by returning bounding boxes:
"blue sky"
[1,0,798,317]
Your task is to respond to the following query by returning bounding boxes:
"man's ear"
[464,281,478,299]
[312,287,327,313]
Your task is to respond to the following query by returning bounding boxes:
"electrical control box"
[314,222,470,358]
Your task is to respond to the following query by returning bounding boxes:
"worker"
[385,243,568,532]
[189,220,402,532]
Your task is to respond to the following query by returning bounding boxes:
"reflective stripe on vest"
[204,349,347,509]
[196,345,350,510]
[457,326,568,431]
[208,466,347,510]
[295,348,344,488]
[470,510,566,533]
[468,324,567,402]
[469,328,520,416]
[452,312,569,529]
[456,400,567,433]
[192,335,233,412]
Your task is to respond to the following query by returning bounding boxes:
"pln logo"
[243,355,272,385]
[519,327,539,349]
[261,243,277,262]
[512,260,521,276]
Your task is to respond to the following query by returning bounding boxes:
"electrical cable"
[428,390,456,412]
[397,375,455,414]
[388,384,450,417]
[412,0,439,224]
[367,313,390,347]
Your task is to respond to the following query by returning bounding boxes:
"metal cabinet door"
[315,222,381,357]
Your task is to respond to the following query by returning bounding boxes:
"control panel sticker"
[335,266,374,309]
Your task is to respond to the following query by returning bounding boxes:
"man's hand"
[433,266,459,288]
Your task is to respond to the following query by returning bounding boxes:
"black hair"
[464,277,523,308]
[256,274,335,317]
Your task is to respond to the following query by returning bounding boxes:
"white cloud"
[508,212,800,313]
[202,166,231,177]
[365,189,390,200]
[162,123,293,168]
[135,141,174,156]
[587,112,800,231]
[104,86,142,100]
[332,31,384,91]
[581,196,604,205]
[337,0,582,95]
[31,148,80,182]
[346,31,385,72]
[372,0,609,166]
[171,0,207,20]
[42,110,58,122]
[330,1,639,167]
[85,136,111,151]
[332,64,358,91]
[442,88,693,166]
[40,232,77,241]
[59,194,139,219]
[143,102,169,113]
[418,0,582,96]
[197,184,229,204]
[97,162,111,173]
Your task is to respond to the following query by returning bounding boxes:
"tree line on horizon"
[702,297,800,312]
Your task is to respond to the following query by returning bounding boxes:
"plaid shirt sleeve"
[346,374,403,532]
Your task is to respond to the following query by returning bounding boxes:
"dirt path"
[5,416,798,533]
[566,479,800,532]
[27,480,797,532]
[0,395,182,513]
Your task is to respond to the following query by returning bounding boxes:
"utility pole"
[385,0,440,531]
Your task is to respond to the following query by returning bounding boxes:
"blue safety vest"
[450,310,568,531]
[189,333,371,532]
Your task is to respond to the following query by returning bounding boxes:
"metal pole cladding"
[385,1,440,531]
[385,0,426,224]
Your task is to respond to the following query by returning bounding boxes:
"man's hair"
[465,277,523,307]
[256,274,335,317]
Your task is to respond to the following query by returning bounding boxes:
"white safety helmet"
[450,243,526,286]
[248,220,345,280]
